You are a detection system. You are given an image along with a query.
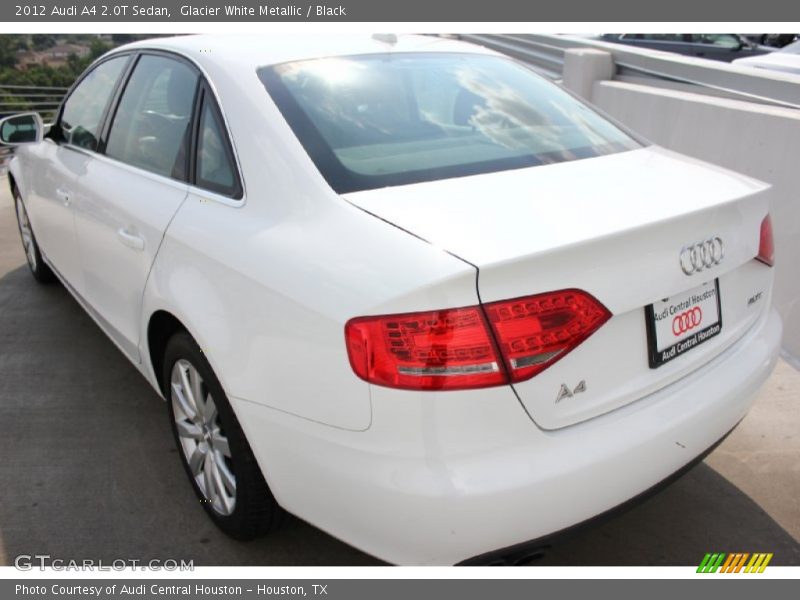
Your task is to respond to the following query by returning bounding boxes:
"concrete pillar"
[562,48,615,101]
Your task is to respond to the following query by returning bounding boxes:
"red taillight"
[345,306,506,390]
[484,290,612,383]
[345,289,610,391]
[757,214,775,267]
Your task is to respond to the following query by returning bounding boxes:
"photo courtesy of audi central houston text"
[0,32,795,567]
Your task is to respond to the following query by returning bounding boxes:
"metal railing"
[454,34,800,110]
[0,84,67,120]
[0,84,67,171]
[454,34,566,81]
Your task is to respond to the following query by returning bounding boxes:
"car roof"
[108,33,497,72]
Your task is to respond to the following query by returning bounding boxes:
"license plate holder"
[645,279,722,369]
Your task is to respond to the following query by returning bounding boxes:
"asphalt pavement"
[0,181,798,566]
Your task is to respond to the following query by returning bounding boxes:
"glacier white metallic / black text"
[1,34,782,565]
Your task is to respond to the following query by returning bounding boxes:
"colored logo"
[672,307,703,336]
[697,552,773,573]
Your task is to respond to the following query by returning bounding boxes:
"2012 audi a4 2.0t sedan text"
[1,34,782,565]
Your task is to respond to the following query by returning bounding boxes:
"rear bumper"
[232,307,781,565]
[459,420,740,565]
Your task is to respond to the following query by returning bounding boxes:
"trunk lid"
[344,146,774,429]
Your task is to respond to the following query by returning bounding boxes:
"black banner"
[5,579,800,599]
[3,0,800,22]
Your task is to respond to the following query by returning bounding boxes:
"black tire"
[163,331,284,539]
[12,186,55,284]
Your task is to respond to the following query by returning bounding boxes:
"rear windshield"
[259,53,640,193]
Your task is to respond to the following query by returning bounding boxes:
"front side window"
[60,55,128,151]
[106,54,198,179]
[260,53,640,193]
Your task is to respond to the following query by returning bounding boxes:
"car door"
[24,54,130,293]
[72,52,199,362]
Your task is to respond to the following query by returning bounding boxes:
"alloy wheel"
[15,196,37,271]
[170,359,237,516]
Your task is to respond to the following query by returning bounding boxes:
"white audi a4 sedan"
[2,34,782,565]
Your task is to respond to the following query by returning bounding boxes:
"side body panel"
[16,141,90,292]
[143,188,478,431]
[73,155,188,362]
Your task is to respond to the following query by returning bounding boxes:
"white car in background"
[1,34,782,565]
[733,40,800,75]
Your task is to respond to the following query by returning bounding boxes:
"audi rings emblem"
[679,237,724,275]
[673,307,703,336]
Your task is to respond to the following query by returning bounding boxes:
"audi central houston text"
[16,585,251,596]
[2,34,781,565]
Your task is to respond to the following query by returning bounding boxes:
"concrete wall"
[562,49,800,366]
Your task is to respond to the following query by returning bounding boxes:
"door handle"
[55,188,71,207]
[117,228,145,251]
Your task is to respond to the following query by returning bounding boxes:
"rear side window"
[60,56,128,151]
[105,54,199,179]
[194,94,240,197]
[259,53,640,193]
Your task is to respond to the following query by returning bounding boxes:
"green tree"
[88,38,111,60]
[30,35,57,51]
[0,35,146,91]
[0,37,20,69]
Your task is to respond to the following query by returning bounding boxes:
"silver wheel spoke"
[178,365,199,418]
[176,420,203,440]
[212,432,231,458]
[203,394,217,426]
[211,461,233,513]
[191,368,204,419]
[171,382,198,422]
[214,453,236,494]
[188,445,206,475]
[203,453,217,506]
